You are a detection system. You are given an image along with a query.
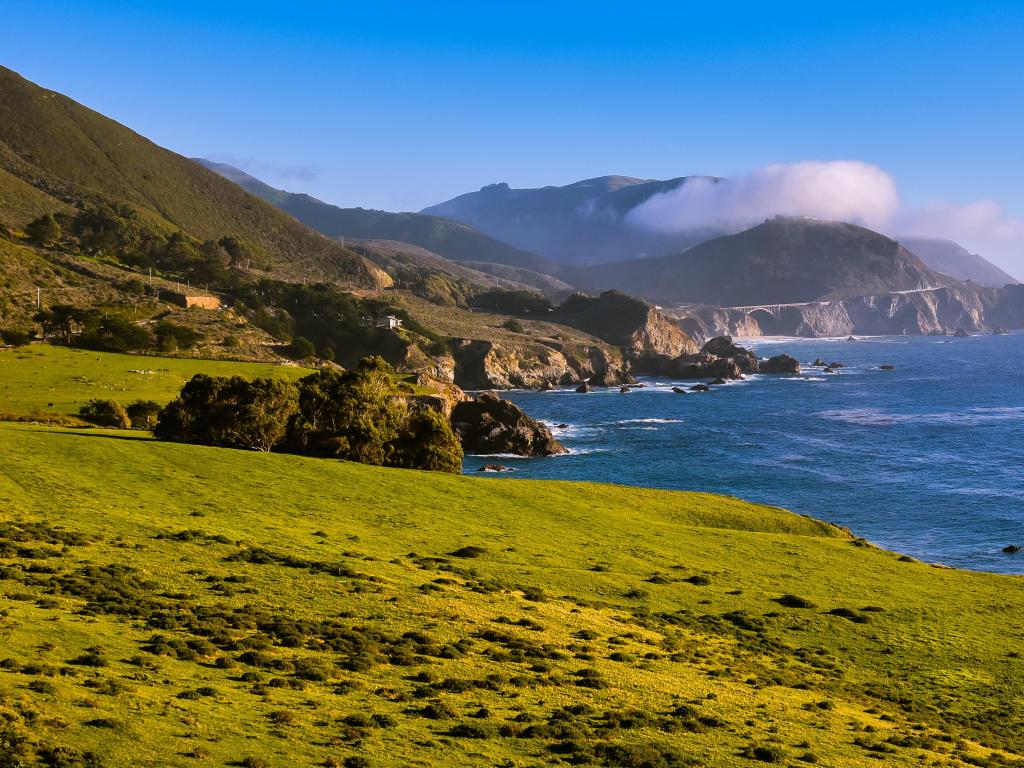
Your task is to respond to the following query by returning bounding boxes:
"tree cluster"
[32,304,202,353]
[25,206,262,290]
[154,357,463,473]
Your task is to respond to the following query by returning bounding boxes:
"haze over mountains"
[424,176,1020,288]
[422,176,721,264]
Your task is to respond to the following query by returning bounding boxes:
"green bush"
[125,400,162,430]
[0,328,32,346]
[78,399,131,429]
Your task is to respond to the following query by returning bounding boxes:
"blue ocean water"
[462,333,1024,574]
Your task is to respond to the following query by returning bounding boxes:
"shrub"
[0,328,32,346]
[502,318,525,333]
[154,321,202,351]
[125,400,162,430]
[773,594,816,609]
[77,399,132,429]
[289,336,316,360]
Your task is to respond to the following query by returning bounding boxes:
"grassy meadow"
[0,344,312,416]
[0,347,1022,767]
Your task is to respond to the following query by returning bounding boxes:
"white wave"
[780,376,827,382]
[612,418,683,424]
[818,407,1024,427]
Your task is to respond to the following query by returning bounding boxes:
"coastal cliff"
[446,338,630,390]
[674,283,1014,339]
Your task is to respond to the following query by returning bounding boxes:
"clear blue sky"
[4,0,1023,264]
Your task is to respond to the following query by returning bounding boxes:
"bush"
[26,213,61,247]
[153,321,202,352]
[0,328,32,346]
[125,400,162,430]
[78,399,131,429]
[289,336,316,360]
[502,318,525,333]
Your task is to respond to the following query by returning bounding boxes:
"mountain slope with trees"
[0,66,387,290]
[568,217,951,306]
[196,159,559,274]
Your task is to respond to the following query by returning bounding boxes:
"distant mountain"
[421,176,721,264]
[899,237,1019,287]
[196,160,558,274]
[0,66,386,290]
[566,217,951,306]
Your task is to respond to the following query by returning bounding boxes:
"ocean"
[462,332,1024,574]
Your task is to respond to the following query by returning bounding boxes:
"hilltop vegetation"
[0,66,386,291]
[1,419,1023,767]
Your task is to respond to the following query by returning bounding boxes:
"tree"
[155,375,298,452]
[289,336,316,360]
[154,321,201,352]
[26,214,61,247]
[78,399,131,429]
[224,378,298,452]
[125,400,162,430]
[389,407,463,473]
[0,328,32,346]
[75,314,153,352]
[34,304,88,344]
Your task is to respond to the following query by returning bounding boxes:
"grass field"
[1,347,1023,767]
[0,344,312,415]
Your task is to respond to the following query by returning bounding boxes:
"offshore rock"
[451,392,568,457]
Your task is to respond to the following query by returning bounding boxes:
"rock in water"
[1003,544,1021,554]
[759,354,801,374]
[954,327,970,337]
[671,386,686,394]
[477,464,514,472]
[689,384,711,392]
[879,364,895,370]
[451,392,568,457]
[619,385,630,393]
[576,382,591,393]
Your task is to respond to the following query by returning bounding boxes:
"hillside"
[0,67,386,290]
[196,160,558,274]
[2,411,1023,766]
[569,217,952,306]
[422,176,722,264]
[901,237,1019,287]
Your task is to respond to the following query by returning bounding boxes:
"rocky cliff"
[451,392,567,456]
[548,290,698,358]
[445,338,631,390]
[673,283,1009,338]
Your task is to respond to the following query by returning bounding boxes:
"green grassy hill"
[0,66,386,291]
[1,350,1022,767]
[0,345,311,416]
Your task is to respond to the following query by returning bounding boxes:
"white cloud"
[627,161,899,233]
[625,160,1024,273]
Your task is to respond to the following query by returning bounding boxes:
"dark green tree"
[289,336,316,360]
[26,213,61,247]
[389,407,463,473]
[78,399,131,429]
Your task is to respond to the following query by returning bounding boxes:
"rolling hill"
[421,175,723,264]
[901,237,1019,287]
[0,349,1022,766]
[0,66,387,290]
[196,159,560,275]
[568,217,951,306]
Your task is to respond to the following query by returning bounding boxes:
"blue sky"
[4,1,1024,268]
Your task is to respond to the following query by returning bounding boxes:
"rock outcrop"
[549,290,698,359]
[671,283,1005,339]
[447,338,631,390]
[451,392,568,456]
[642,336,800,379]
